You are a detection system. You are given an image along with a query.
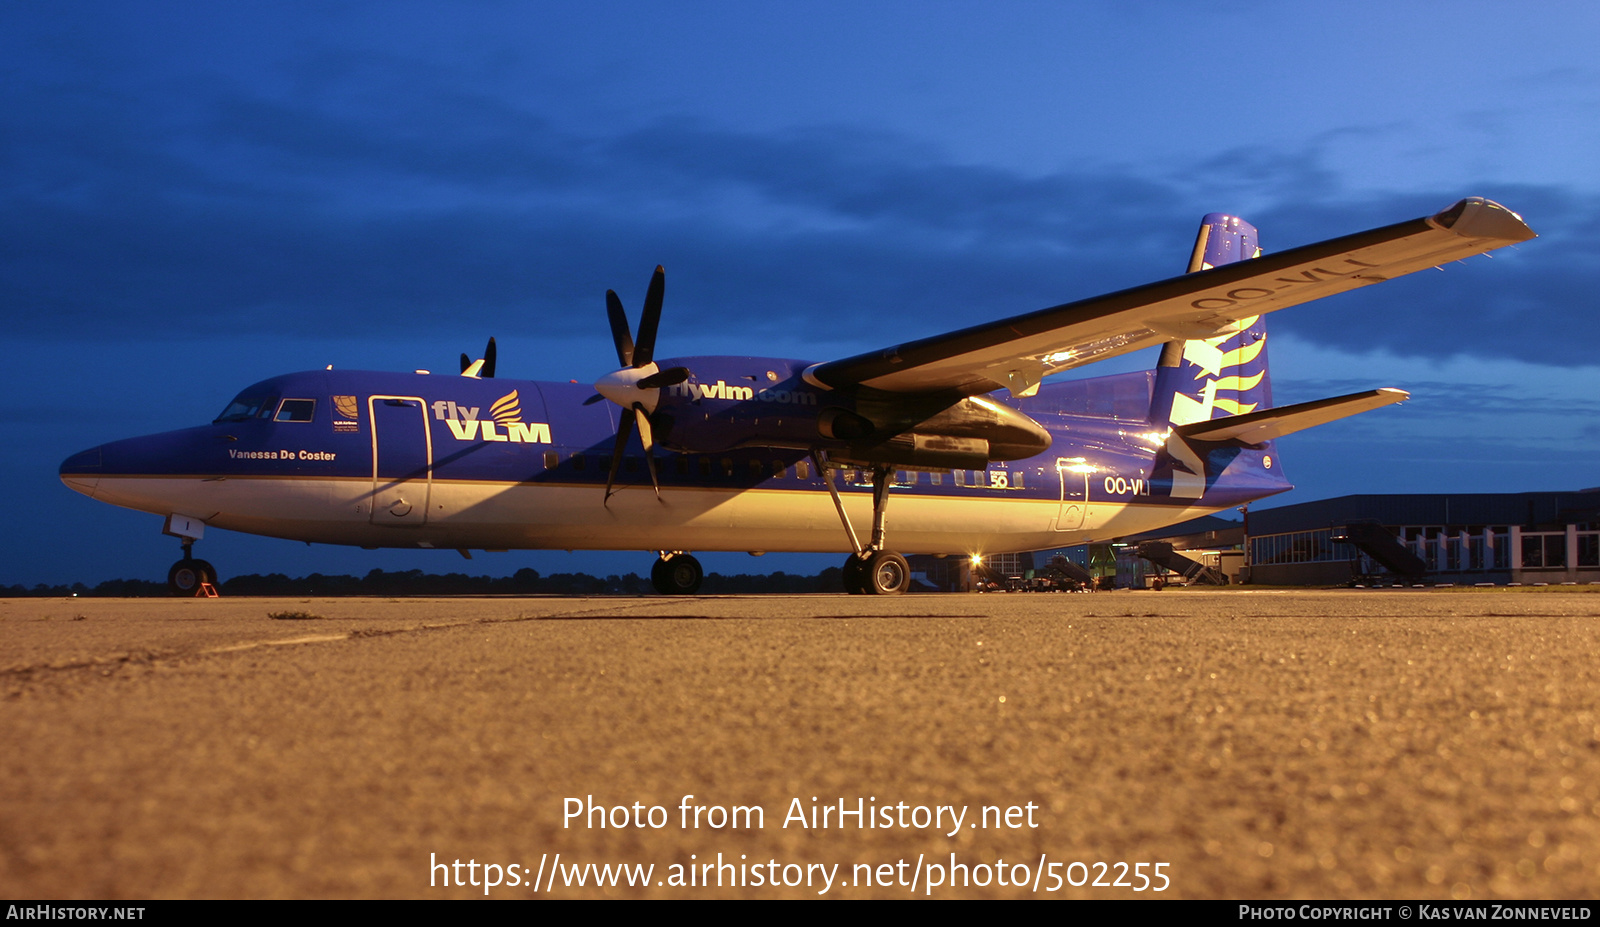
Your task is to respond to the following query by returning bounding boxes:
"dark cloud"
[3,45,1596,373]
[1233,182,1592,368]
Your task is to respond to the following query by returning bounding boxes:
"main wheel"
[651,554,703,595]
[863,550,910,595]
[841,554,868,594]
[168,559,205,596]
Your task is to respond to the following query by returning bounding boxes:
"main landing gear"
[651,552,703,595]
[168,539,218,597]
[842,549,911,596]
[640,455,913,596]
[817,454,912,596]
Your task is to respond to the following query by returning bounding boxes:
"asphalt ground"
[2,588,1598,900]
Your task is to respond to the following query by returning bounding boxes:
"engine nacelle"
[648,356,1051,463]
[833,434,991,470]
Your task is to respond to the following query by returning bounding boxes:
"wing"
[803,198,1533,398]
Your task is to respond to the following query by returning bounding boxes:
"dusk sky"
[5,2,1597,587]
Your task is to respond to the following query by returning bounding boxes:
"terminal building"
[1237,491,1600,586]
[920,490,1600,589]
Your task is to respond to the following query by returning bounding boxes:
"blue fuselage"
[59,358,1291,556]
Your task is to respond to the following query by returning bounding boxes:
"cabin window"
[571,454,586,471]
[698,457,712,478]
[720,457,735,477]
[796,460,810,480]
[931,472,943,486]
[675,455,690,477]
[954,470,966,487]
[771,460,786,479]
[750,459,764,480]
[274,399,317,423]
[543,452,558,469]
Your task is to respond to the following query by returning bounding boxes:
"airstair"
[1331,521,1427,578]
[1134,541,1228,585]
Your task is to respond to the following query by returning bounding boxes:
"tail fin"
[1150,213,1272,428]
[1147,212,1409,504]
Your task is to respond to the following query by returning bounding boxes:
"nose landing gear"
[168,539,219,597]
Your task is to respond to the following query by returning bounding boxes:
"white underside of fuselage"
[71,475,1230,555]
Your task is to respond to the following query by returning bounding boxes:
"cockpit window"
[273,398,317,423]
[213,393,277,423]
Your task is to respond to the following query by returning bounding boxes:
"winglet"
[1427,197,1536,243]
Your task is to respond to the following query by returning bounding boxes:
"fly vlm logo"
[433,390,552,444]
[1163,319,1268,500]
[667,379,818,405]
[1168,317,1267,426]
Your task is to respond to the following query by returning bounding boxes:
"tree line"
[2,566,846,598]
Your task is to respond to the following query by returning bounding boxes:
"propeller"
[594,266,691,503]
[459,337,497,378]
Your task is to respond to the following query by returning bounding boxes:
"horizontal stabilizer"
[1174,388,1408,444]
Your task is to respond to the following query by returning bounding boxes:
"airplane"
[59,197,1534,596]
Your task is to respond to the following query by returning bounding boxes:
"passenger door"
[369,396,432,526]
[1055,456,1088,531]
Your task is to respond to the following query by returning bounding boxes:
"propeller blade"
[600,264,672,504]
[605,290,634,367]
[643,451,661,500]
[603,413,635,506]
[634,405,661,500]
[633,404,655,452]
[633,266,665,367]
[636,366,691,390]
[460,337,496,378]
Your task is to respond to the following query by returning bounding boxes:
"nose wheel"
[168,539,219,596]
[168,558,218,596]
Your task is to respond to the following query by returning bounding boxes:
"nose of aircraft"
[59,446,104,497]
